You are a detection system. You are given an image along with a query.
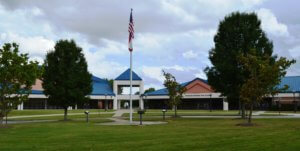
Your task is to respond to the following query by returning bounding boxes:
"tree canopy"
[144,87,155,94]
[238,49,295,124]
[163,71,185,117]
[42,39,92,121]
[0,43,41,124]
[205,12,274,118]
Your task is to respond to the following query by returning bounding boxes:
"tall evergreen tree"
[205,12,273,118]
[0,43,41,124]
[42,40,92,121]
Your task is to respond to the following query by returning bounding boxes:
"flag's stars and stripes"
[128,9,134,51]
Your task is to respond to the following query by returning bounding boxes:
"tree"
[105,78,123,94]
[163,71,185,117]
[205,12,274,118]
[42,39,92,121]
[0,43,41,124]
[144,88,155,94]
[238,50,295,124]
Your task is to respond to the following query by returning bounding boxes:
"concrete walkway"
[112,109,130,117]
[8,112,114,119]
[252,111,266,116]
[3,120,57,124]
[98,117,167,125]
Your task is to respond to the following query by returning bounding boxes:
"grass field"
[1,115,300,150]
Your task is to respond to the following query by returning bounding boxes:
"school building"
[17,68,300,111]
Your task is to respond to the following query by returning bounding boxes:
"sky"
[0,0,299,90]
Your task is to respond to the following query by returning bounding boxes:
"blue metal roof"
[144,78,207,96]
[91,76,115,96]
[31,90,44,94]
[29,76,115,96]
[146,76,300,96]
[276,76,300,93]
[115,68,142,81]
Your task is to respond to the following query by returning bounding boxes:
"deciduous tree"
[0,43,41,124]
[205,12,274,118]
[163,71,185,117]
[238,50,295,124]
[42,39,92,121]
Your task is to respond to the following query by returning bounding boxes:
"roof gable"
[184,79,214,93]
[145,78,211,96]
[115,68,142,81]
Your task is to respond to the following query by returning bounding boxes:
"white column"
[113,99,118,110]
[223,98,228,111]
[139,81,144,109]
[113,80,118,110]
[118,100,121,109]
[17,102,24,110]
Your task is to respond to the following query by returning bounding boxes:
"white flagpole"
[130,50,133,123]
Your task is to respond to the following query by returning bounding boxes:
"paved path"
[8,112,114,119]
[98,117,167,125]
[112,109,130,117]
[252,111,266,115]
[2,120,57,124]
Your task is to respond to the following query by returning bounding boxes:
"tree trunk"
[0,116,3,125]
[64,108,68,121]
[174,105,177,118]
[241,102,246,119]
[5,112,8,124]
[238,100,241,115]
[248,102,253,124]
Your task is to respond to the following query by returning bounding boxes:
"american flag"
[128,9,134,51]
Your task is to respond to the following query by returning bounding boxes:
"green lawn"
[1,118,300,150]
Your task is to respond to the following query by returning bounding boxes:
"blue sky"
[0,0,299,89]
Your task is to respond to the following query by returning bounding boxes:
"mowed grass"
[1,118,300,151]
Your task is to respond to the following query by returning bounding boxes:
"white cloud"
[141,66,165,83]
[0,32,55,58]
[194,71,207,79]
[182,50,198,59]
[288,45,300,58]
[257,8,289,37]
[141,65,202,84]
[161,0,199,24]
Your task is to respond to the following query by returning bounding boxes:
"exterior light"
[137,108,145,125]
[84,111,89,123]
[162,109,167,120]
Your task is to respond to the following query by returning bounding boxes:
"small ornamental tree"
[42,39,92,121]
[238,49,295,124]
[163,71,185,118]
[0,43,41,124]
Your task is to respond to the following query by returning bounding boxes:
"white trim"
[144,93,224,99]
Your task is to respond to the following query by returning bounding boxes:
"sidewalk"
[8,111,114,119]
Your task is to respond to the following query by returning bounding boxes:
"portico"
[113,69,144,110]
